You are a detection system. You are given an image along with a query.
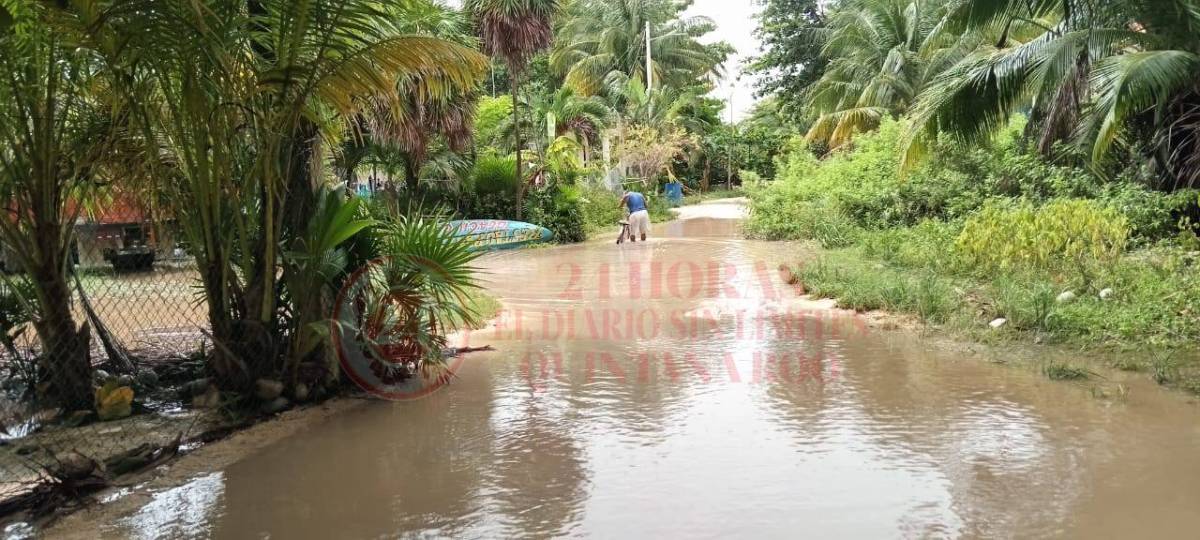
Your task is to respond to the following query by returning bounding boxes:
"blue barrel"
[664,181,683,207]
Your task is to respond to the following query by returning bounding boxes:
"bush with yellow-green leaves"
[956,199,1129,285]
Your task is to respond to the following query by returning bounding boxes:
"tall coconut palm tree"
[465,0,562,220]
[802,0,972,148]
[551,0,732,96]
[610,76,708,131]
[902,0,1200,188]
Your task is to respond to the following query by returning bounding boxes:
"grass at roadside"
[784,240,1200,395]
[683,187,744,205]
[456,287,503,331]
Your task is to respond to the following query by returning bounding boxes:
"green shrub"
[739,169,763,186]
[465,153,519,219]
[1103,185,1199,244]
[647,191,674,223]
[859,220,961,271]
[577,186,625,234]
[525,184,587,243]
[0,275,35,334]
[956,199,1129,282]
[474,96,512,148]
[988,275,1059,332]
[471,153,518,196]
[750,116,1192,244]
[746,199,860,248]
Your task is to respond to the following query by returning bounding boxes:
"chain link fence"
[1,222,229,515]
[0,198,484,518]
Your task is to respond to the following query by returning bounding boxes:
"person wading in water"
[619,190,650,242]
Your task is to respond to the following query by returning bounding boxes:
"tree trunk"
[702,157,711,192]
[24,206,93,409]
[201,259,240,385]
[34,268,93,410]
[404,158,421,194]
[512,72,524,221]
[277,120,323,380]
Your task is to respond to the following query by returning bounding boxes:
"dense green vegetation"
[0,0,765,412]
[6,0,1198,414]
[750,120,1200,392]
[746,0,1200,392]
[360,0,770,236]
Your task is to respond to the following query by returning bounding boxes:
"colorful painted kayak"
[446,220,554,251]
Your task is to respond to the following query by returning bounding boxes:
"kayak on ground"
[445,220,553,251]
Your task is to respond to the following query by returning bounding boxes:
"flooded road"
[83,200,1200,538]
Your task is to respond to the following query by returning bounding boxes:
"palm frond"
[1085,50,1200,163]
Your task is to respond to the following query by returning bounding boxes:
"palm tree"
[544,87,612,158]
[61,0,486,390]
[0,3,115,407]
[494,86,611,160]
[902,0,1200,188]
[611,76,709,131]
[363,84,479,194]
[802,0,971,148]
[349,0,480,196]
[466,0,562,220]
[551,0,732,95]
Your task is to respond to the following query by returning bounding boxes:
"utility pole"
[727,83,734,190]
[645,21,653,92]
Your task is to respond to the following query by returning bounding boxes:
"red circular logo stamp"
[331,257,470,400]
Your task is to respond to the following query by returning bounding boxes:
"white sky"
[684,0,763,122]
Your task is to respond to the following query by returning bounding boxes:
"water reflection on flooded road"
[91,200,1200,538]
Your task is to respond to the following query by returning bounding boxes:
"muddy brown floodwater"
[43,200,1200,538]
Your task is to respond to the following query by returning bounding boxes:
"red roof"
[90,197,147,224]
[3,195,150,226]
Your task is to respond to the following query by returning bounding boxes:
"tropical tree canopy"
[902,0,1200,188]
[493,85,612,150]
[746,0,829,121]
[803,0,974,148]
[466,0,560,72]
[352,0,482,192]
[466,0,562,220]
[551,0,732,95]
[61,0,487,388]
